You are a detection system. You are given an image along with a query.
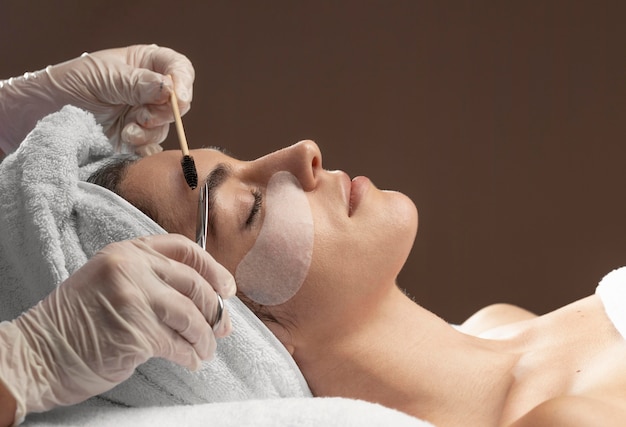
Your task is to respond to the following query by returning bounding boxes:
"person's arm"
[0,234,235,424]
[0,44,194,156]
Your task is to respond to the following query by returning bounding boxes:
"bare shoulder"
[459,303,537,336]
[509,396,626,427]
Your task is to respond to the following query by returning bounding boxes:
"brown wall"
[2,1,624,323]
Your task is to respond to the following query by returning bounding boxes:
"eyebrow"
[202,162,232,238]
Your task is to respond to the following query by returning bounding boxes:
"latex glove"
[0,44,194,156]
[0,234,234,425]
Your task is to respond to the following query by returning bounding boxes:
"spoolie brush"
[169,80,198,189]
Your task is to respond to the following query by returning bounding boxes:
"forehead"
[121,148,232,236]
[133,148,230,172]
[126,148,233,188]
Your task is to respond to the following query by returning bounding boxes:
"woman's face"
[119,140,418,337]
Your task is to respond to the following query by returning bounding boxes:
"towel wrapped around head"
[0,105,311,407]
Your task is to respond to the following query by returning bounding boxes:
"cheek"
[235,172,314,306]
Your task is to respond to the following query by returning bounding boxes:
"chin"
[369,190,418,281]
[383,190,418,235]
[392,191,418,258]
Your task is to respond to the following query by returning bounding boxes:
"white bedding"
[24,398,433,427]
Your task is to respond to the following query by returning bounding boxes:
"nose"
[253,140,322,191]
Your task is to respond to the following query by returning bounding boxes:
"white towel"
[23,397,434,427]
[596,266,626,340]
[0,105,311,409]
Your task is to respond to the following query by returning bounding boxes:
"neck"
[292,285,518,426]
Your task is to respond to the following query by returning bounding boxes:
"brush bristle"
[181,155,198,189]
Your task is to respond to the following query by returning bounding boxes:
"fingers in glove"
[121,102,187,149]
[126,103,188,132]
[151,289,216,362]
[86,50,172,107]
[140,45,195,105]
[212,308,232,339]
[154,323,206,371]
[132,103,179,128]
[130,69,173,105]
[134,142,163,157]
[121,122,169,147]
[140,235,237,299]
[152,258,228,332]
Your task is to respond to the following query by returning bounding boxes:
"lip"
[349,176,370,217]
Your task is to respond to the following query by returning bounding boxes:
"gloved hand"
[0,44,194,156]
[0,234,234,425]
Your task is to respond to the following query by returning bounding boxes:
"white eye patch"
[235,171,314,306]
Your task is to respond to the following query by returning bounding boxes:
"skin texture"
[117,141,626,426]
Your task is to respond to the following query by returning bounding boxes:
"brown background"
[2,1,624,323]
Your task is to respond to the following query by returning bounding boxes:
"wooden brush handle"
[170,82,190,156]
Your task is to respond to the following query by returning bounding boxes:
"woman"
[90,140,626,426]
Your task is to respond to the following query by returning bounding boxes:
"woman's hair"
[86,154,139,194]
[87,154,161,226]
[87,155,280,325]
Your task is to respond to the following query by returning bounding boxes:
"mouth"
[338,171,352,216]
[349,176,370,217]
[337,170,371,217]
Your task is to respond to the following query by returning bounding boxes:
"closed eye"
[246,189,262,228]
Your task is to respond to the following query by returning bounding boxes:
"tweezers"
[196,181,223,331]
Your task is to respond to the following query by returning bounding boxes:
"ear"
[265,321,295,355]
